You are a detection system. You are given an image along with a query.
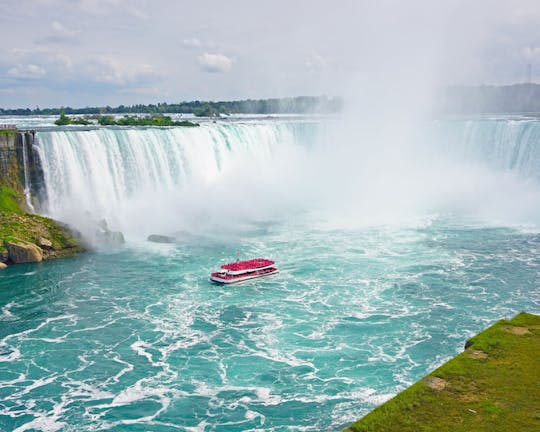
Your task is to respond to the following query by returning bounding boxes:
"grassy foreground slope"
[345,312,540,432]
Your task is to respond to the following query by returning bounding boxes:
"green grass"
[0,129,15,136]
[345,312,540,432]
[0,185,24,214]
[0,185,83,258]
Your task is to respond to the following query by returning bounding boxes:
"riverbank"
[0,185,84,267]
[345,312,540,432]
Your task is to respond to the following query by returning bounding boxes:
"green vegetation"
[2,96,343,116]
[0,186,84,259]
[54,112,71,125]
[54,112,92,126]
[0,129,15,137]
[193,104,222,117]
[345,312,540,432]
[54,113,199,127]
[95,114,199,127]
[0,185,23,214]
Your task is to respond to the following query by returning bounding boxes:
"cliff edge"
[0,128,84,268]
[345,312,540,432]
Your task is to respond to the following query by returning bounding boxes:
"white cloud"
[78,0,148,19]
[184,38,202,47]
[51,20,79,37]
[183,37,214,48]
[87,57,156,85]
[198,53,233,73]
[306,50,327,70]
[7,64,46,79]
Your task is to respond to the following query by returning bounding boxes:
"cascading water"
[34,121,319,237]
[2,116,540,432]
[429,118,540,178]
[31,118,540,236]
[20,133,35,212]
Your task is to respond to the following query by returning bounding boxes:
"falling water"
[20,132,35,212]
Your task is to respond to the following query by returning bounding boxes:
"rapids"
[1,116,540,431]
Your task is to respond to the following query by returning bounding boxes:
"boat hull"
[210,268,279,284]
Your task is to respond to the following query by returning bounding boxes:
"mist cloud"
[7,64,46,79]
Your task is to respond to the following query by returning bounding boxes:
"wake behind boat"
[210,258,279,284]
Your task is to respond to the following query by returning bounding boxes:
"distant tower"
[527,63,532,84]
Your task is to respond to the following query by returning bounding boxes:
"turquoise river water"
[1,116,540,431]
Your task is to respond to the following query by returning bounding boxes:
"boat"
[210,258,279,284]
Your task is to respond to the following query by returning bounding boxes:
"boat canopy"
[221,258,275,272]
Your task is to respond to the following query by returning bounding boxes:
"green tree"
[54,112,72,126]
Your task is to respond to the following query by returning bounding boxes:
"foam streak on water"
[1,220,539,431]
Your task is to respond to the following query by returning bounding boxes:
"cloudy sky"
[1,0,540,108]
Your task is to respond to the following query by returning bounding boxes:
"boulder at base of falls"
[147,234,176,244]
[5,238,43,263]
[0,262,7,269]
[0,248,8,263]
[38,237,53,250]
[96,227,125,246]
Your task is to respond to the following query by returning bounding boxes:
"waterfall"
[33,121,317,235]
[20,133,35,212]
[429,118,540,178]
[30,117,540,235]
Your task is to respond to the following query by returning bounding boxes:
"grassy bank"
[345,312,540,432]
[0,185,84,261]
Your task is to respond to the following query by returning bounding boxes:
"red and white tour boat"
[210,258,279,284]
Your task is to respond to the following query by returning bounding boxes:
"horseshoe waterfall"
[1,117,539,431]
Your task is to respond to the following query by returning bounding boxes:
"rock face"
[0,249,8,263]
[109,231,125,245]
[147,234,175,243]
[92,218,125,247]
[38,237,53,250]
[6,239,43,263]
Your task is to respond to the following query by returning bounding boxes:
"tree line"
[1,96,344,116]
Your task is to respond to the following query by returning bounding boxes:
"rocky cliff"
[0,127,84,268]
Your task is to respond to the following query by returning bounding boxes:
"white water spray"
[20,133,35,212]
[33,117,540,241]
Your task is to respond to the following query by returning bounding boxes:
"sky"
[1,0,540,108]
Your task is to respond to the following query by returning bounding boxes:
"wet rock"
[38,237,53,250]
[147,234,175,243]
[97,219,109,230]
[96,228,125,246]
[94,217,125,247]
[6,239,43,263]
[0,262,7,269]
[0,249,8,263]
[109,231,125,245]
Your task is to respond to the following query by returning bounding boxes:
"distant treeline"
[438,83,540,114]
[0,96,343,116]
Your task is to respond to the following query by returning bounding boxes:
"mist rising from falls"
[34,122,319,239]
[33,118,540,240]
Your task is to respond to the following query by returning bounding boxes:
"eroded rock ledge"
[0,185,85,268]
